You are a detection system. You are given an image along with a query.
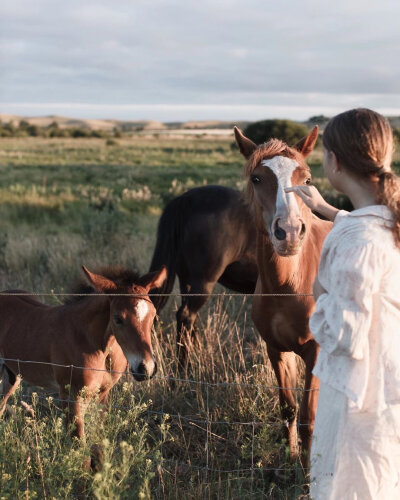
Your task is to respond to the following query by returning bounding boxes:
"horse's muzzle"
[271,217,306,256]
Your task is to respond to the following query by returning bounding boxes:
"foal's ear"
[82,266,117,293]
[234,126,257,159]
[294,125,319,158]
[140,267,167,292]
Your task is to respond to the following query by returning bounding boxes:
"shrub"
[106,138,118,146]
[26,124,42,137]
[70,128,91,138]
[243,119,310,146]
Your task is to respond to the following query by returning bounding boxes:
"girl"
[286,108,400,499]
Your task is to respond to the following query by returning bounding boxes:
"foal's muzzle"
[131,360,157,382]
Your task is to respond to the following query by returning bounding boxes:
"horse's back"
[149,185,257,308]
[170,185,256,270]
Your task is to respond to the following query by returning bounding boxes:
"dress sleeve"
[310,242,380,360]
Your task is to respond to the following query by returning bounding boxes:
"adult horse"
[149,185,257,364]
[234,125,331,461]
[0,265,166,441]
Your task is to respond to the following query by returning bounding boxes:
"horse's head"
[235,126,319,257]
[82,266,167,381]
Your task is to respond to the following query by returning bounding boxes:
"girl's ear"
[294,126,319,158]
[82,266,117,293]
[330,151,341,173]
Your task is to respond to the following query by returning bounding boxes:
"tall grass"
[0,135,366,498]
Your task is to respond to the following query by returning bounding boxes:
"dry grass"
[0,136,322,498]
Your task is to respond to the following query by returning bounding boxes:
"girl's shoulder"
[321,207,398,272]
[327,206,394,248]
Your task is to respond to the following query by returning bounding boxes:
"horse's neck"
[67,296,111,350]
[257,218,331,293]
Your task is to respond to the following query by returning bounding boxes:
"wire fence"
[0,289,313,496]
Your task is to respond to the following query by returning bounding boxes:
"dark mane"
[65,266,142,304]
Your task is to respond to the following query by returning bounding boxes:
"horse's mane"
[64,266,142,304]
[244,139,299,175]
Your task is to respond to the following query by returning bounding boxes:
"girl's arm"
[284,185,339,222]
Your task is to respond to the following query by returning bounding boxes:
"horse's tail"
[149,196,183,312]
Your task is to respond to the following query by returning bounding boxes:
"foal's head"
[82,266,167,381]
[235,126,319,256]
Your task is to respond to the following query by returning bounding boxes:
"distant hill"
[0,114,251,132]
[0,114,169,131]
[1,113,399,134]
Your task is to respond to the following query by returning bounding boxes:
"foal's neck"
[67,296,111,350]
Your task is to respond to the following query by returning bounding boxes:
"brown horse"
[234,126,332,461]
[0,265,166,440]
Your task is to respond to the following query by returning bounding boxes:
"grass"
[1,135,398,498]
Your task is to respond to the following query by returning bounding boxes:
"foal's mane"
[65,266,142,304]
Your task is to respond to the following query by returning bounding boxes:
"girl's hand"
[313,276,326,301]
[284,185,339,221]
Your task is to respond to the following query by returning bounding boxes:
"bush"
[26,124,42,137]
[243,119,310,146]
[70,128,91,138]
[106,138,119,146]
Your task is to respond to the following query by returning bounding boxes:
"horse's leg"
[176,279,214,368]
[267,346,298,461]
[299,341,320,467]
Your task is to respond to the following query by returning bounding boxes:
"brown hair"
[323,108,400,246]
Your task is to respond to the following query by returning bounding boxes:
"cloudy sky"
[1,0,399,121]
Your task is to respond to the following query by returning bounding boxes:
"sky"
[1,0,400,122]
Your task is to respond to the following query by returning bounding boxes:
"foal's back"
[0,291,59,387]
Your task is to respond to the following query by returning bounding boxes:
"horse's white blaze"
[261,156,301,218]
[135,299,149,322]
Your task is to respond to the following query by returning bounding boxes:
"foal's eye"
[304,178,311,185]
[113,315,124,325]
[251,175,261,184]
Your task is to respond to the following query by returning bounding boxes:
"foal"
[0,266,166,440]
[235,126,332,460]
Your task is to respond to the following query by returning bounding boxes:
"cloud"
[1,0,399,119]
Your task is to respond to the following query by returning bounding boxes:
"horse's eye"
[251,175,261,184]
[305,178,311,185]
[113,315,124,325]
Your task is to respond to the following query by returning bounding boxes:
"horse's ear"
[140,267,167,292]
[82,266,117,293]
[294,125,319,158]
[234,126,257,159]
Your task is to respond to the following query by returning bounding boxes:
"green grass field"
[0,136,398,499]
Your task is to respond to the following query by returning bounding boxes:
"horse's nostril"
[137,362,146,375]
[152,361,157,377]
[300,223,306,236]
[274,223,286,241]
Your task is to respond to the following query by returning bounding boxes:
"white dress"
[309,206,400,500]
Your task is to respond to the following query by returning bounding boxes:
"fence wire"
[0,289,312,493]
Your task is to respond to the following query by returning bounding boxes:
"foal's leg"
[60,388,86,441]
[267,346,298,461]
[176,279,214,368]
[299,341,320,466]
